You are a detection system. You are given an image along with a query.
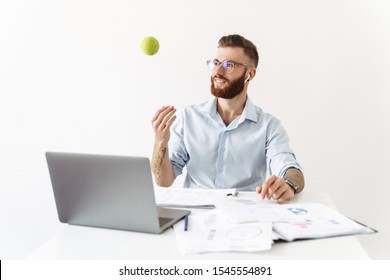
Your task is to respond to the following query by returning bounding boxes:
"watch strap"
[285,177,299,194]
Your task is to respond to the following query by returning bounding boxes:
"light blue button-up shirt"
[169,97,301,191]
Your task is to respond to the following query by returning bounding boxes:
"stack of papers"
[272,203,375,241]
[173,209,273,254]
[157,188,375,254]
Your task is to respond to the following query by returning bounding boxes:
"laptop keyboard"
[159,217,174,227]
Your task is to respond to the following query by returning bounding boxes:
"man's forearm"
[151,142,175,187]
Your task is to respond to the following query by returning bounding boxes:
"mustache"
[212,75,228,83]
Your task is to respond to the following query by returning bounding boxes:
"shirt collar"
[203,96,258,123]
[203,98,219,120]
[241,97,258,123]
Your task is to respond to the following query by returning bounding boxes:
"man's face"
[210,47,248,99]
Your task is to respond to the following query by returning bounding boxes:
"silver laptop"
[45,152,190,234]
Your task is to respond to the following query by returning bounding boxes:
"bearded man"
[151,34,304,202]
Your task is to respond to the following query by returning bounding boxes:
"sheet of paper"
[214,195,303,223]
[174,209,273,254]
[154,187,236,208]
[273,203,375,241]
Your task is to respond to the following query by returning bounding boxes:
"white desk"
[28,192,370,259]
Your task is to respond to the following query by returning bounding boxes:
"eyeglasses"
[206,59,248,73]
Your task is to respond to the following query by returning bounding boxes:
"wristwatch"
[285,177,300,194]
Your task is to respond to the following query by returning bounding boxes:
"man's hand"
[256,175,294,202]
[151,106,177,187]
[151,106,177,144]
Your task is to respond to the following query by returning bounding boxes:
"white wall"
[1,0,389,259]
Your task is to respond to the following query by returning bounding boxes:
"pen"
[184,215,189,231]
[227,190,238,197]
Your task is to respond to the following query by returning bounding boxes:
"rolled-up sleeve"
[266,119,301,177]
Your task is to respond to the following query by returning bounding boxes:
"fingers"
[151,106,176,132]
[158,109,176,131]
[257,176,294,202]
[165,114,176,129]
[151,106,170,122]
[276,191,293,203]
[260,175,277,199]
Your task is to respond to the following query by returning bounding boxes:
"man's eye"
[225,61,234,68]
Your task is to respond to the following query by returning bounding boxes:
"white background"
[0,0,389,259]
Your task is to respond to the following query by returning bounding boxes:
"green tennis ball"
[141,36,160,56]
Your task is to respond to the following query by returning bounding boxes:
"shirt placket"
[214,129,228,188]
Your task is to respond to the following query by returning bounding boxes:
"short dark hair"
[218,34,259,68]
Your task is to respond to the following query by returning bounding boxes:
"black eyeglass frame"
[206,59,249,73]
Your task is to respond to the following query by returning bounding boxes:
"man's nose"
[214,64,225,75]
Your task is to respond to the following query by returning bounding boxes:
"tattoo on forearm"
[153,147,167,180]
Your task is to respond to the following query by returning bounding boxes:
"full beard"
[210,71,246,99]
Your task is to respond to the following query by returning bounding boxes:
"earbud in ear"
[245,75,250,83]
